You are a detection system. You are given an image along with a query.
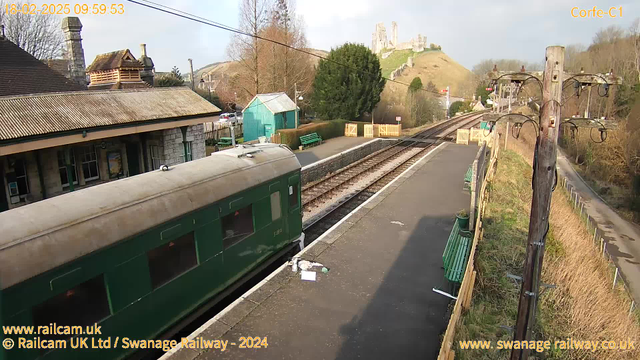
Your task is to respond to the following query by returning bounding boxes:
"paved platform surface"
[557,151,640,302]
[167,143,479,360]
[295,137,372,167]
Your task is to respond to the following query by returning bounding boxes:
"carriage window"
[271,192,281,221]
[289,185,298,209]
[222,204,254,249]
[32,275,110,332]
[147,232,197,289]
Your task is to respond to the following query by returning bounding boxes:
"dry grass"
[455,126,640,359]
[513,127,640,359]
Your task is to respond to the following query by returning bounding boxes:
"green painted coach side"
[0,170,302,360]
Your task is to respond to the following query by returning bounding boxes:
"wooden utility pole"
[510,46,564,360]
[188,58,195,91]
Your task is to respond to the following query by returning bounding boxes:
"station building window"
[271,192,281,221]
[147,232,197,289]
[289,185,298,209]
[57,150,78,188]
[80,146,99,181]
[32,274,110,332]
[222,205,254,249]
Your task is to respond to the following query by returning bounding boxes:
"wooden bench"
[300,132,322,148]
[442,219,473,286]
[463,165,473,192]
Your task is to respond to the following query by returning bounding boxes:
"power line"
[126,0,462,99]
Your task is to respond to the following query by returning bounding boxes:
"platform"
[295,136,372,167]
[164,143,479,360]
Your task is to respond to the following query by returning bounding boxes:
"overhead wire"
[126,0,463,99]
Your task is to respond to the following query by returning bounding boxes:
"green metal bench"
[300,132,322,148]
[463,165,473,192]
[218,137,233,147]
[443,219,473,285]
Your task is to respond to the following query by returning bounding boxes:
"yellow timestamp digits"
[3,3,125,15]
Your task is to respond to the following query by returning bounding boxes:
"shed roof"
[86,49,143,72]
[245,92,297,114]
[0,87,221,141]
[0,36,86,96]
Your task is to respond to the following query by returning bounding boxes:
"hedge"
[277,120,368,149]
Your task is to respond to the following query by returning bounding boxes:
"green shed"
[242,92,298,142]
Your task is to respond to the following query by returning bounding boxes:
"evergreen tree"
[311,43,386,119]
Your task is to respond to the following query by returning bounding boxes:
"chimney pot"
[140,43,147,57]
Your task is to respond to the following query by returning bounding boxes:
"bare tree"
[227,0,270,98]
[629,18,640,83]
[260,0,313,98]
[0,0,64,59]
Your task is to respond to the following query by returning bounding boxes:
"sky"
[50,0,640,73]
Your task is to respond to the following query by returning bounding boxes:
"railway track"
[135,112,484,360]
[302,112,484,242]
[301,113,481,214]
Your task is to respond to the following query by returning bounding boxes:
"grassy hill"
[380,50,474,98]
[195,48,328,83]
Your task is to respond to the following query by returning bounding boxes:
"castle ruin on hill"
[371,21,426,54]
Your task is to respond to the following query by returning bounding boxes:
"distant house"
[86,48,153,90]
[243,93,298,142]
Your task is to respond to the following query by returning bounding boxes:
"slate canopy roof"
[0,87,221,142]
[0,35,86,96]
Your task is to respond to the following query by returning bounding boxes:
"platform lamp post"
[294,83,303,129]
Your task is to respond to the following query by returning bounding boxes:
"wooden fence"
[203,122,243,141]
[437,131,500,360]
[363,124,402,138]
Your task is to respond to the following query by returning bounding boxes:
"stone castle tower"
[371,22,426,54]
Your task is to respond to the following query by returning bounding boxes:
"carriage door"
[287,174,302,244]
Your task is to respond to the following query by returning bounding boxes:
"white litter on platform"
[301,271,317,281]
[390,221,405,226]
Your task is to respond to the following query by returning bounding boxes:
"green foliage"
[614,83,640,118]
[448,100,471,117]
[311,43,386,120]
[408,77,423,93]
[155,66,185,87]
[195,88,223,109]
[475,82,492,105]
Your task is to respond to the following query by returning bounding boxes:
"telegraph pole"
[510,46,564,360]
[188,58,195,90]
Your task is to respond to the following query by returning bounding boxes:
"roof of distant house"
[0,36,86,96]
[0,87,221,141]
[245,92,297,114]
[86,49,143,72]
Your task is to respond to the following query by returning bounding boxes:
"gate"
[344,123,358,137]
[364,124,374,138]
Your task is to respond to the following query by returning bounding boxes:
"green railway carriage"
[0,144,304,360]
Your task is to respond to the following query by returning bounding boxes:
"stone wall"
[162,124,205,166]
[301,138,397,185]
[389,56,414,80]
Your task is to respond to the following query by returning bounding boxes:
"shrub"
[276,120,368,149]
